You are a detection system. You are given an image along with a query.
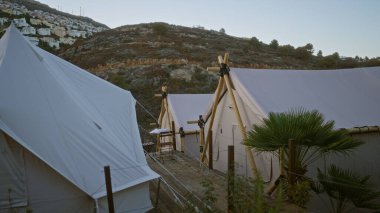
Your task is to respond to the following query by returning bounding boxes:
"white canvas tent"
[205,67,380,204]
[0,24,159,213]
[159,94,213,159]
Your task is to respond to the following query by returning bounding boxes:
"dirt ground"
[146,151,303,213]
[146,151,227,212]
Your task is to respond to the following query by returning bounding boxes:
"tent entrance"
[0,131,28,210]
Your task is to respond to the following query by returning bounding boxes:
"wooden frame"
[202,53,258,176]
[155,86,177,152]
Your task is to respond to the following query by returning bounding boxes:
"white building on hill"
[37,28,51,36]
[21,26,36,35]
[13,18,28,27]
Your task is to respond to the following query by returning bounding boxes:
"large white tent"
[0,24,159,212]
[206,67,380,210]
[160,94,213,159]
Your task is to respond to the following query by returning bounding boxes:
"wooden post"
[208,130,213,170]
[288,139,296,186]
[155,178,161,208]
[179,127,185,152]
[199,126,204,153]
[228,145,234,212]
[104,166,115,213]
[171,121,176,151]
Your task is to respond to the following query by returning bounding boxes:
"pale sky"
[38,0,380,58]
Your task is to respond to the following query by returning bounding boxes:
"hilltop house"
[40,37,59,49]
[37,28,51,36]
[21,26,36,35]
[30,18,42,26]
[13,18,28,27]
[52,26,66,37]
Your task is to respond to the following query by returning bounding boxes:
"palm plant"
[315,164,380,213]
[245,108,363,206]
[245,108,362,175]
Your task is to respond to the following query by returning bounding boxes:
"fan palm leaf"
[316,165,380,212]
[245,108,363,169]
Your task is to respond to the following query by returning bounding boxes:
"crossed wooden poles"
[201,53,258,176]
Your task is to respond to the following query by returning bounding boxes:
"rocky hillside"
[60,23,315,70]
[58,22,380,136]
[0,0,108,50]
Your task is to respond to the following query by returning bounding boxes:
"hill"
[58,22,380,135]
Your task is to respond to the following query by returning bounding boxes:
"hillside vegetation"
[58,22,380,137]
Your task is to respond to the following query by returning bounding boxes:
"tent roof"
[230,67,380,129]
[167,94,213,131]
[0,24,158,199]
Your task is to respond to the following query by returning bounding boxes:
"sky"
[38,0,380,58]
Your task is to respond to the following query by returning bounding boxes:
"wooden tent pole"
[224,73,258,176]
[164,97,171,127]
[158,99,165,127]
[157,85,168,127]
[201,77,225,162]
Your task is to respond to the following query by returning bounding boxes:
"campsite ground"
[146,151,304,213]
[146,151,228,212]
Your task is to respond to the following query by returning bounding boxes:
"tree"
[245,109,363,205]
[315,165,380,213]
[269,39,279,49]
[294,43,314,61]
[219,28,226,34]
[152,23,168,37]
[318,52,341,69]
[278,44,295,56]
[317,50,323,58]
[295,47,310,61]
[249,36,261,49]
[304,43,314,54]
[332,52,340,60]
